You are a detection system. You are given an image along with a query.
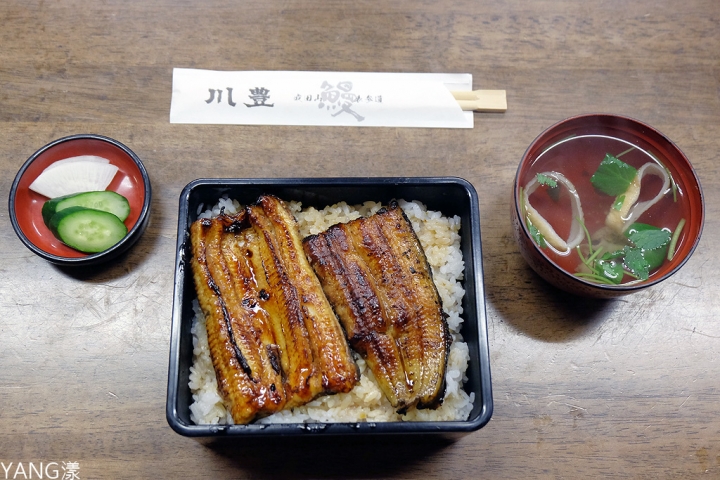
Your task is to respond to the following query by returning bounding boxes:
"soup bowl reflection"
[512,114,704,298]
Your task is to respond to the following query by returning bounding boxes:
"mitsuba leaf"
[623,245,650,280]
[527,222,547,248]
[625,223,671,270]
[590,154,638,196]
[602,249,625,260]
[626,224,672,251]
[595,258,624,284]
[536,173,558,188]
[536,173,560,201]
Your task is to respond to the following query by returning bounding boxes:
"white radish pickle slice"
[29,156,119,198]
[605,162,670,234]
[42,155,110,172]
[524,171,585,254]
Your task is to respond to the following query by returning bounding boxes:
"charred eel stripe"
[211,216,266,384]
[242,227,292,380]
[197,218,253,378]
[219,217,287,415]
[242,224,308,406]
[374,204,450,409]
[247,204,320,407]
[302,233,362,344]
[189,217,260,424]
[344,214,424,405]
[304,225,409,409]
[330,224,411,407]
[259,195,358,394]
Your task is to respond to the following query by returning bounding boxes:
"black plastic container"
[167,177,492,438]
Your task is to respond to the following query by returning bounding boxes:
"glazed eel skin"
[303,201,451,412]
[190,195,358,424]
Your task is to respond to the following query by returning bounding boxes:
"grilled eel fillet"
[303,201,451,412]
[190,212,285,424]
[246,195,358,406]
[190,195,358,424]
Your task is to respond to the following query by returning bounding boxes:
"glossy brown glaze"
[189,195,358,423]
[247,196,358,405]
[370,205,450,408]
[304,202,450,411]
[258,195,359,394]
[246,203,323,407]
[190,215,284,424]
[304,225,411,410]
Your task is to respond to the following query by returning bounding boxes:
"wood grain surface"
[1,0,719,478]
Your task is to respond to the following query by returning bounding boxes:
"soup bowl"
[512,114,704,298]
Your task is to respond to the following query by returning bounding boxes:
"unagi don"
[303,201,451,412]
[189,195,358,424]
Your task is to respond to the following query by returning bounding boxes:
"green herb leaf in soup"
[594,258,624,284]
[527,222,547,248]
[626,225,672,251]
[623,245,651,280]
[536,173,558,188]
[625,223,672,270]
[591,154,638,196]
[536,173,560,201]
[612,195,625,212]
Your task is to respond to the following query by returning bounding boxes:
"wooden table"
[2,1,718,478]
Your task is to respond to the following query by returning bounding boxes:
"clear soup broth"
[520,134,690,285]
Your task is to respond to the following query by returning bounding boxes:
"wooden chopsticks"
[451,89,507,112]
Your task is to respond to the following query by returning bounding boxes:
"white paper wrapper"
[169,69,473,128]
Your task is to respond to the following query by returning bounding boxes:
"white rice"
[188,197,473,424]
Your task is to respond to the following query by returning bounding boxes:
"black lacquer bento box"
[167,177,493,438]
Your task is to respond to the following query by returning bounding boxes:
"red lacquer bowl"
[512,114,704,298]
[9,134,152,266]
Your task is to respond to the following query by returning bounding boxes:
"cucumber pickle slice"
[48,206,128,253]
[42,190,130,226]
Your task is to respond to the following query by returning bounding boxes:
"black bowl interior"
[167,177,492,437]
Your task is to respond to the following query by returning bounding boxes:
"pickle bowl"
[512,113,704,298]
[8,134,152,267]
